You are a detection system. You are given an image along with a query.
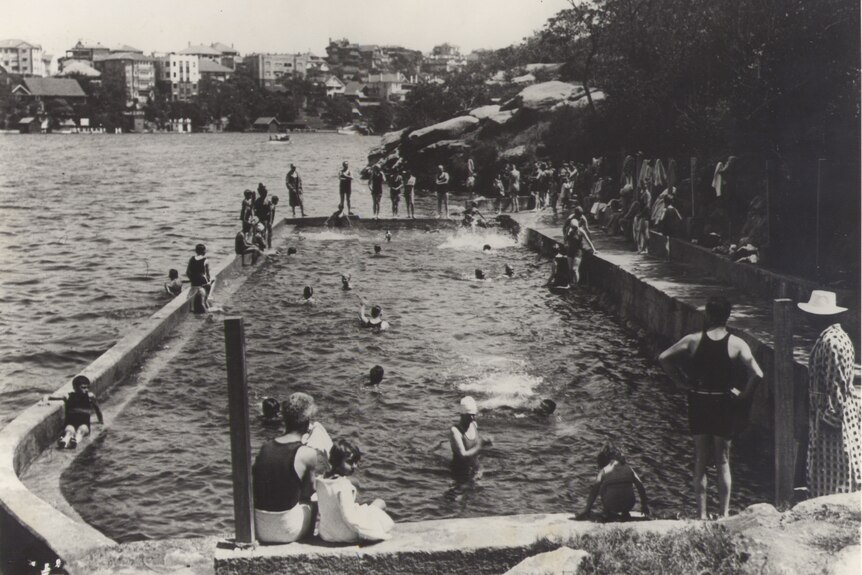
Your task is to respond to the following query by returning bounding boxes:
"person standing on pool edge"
[285,164,306,217]
[369,165,384,219]
[449,396,493,479]
[658,296,763,519]
[435,164,450,218]
[339,161,353,215]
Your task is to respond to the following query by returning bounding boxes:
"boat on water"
[267,134,291,143]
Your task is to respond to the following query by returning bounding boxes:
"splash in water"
[453,355,543,410]
[436,229,517,252]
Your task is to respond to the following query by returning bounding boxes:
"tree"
[371,100,395,134]
[322,96,353,126]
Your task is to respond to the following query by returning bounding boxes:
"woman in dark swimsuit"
[449,396,492,479]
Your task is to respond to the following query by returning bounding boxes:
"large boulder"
[500,144,528,161]
[501,81,587,112]
[487,109,516,126]
[504,547,590,575]
[469,104,501,120]
[550,89,606,111]
[380,128,407,150]
[407,115,479,148]
[417,139,472,155]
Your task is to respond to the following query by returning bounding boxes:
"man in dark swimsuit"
[339,162,353,214]
[254,184,274,248]
[659,297,763,519]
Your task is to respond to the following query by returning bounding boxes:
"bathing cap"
[459,396,478,415]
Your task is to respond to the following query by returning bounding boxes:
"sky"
[2,0,568,67]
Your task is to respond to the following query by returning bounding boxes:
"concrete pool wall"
[0,216,830,574]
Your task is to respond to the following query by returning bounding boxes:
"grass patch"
[556,524,749,575]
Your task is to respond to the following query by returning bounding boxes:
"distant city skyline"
[2,0,568,70]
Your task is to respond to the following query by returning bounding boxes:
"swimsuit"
[64,391,94,429]
[186,256,208,287]
[688,332,735,438]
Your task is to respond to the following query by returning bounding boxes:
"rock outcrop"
[407,116,479,148]
[501,81,586,112]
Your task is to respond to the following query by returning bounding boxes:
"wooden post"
[765,160,770,254]
[773,299,795,506]
[224,317,255,544]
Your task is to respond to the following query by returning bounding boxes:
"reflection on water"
[63,229,772,542]
[0,133,377,425]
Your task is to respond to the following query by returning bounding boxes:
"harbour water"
[0,133,376,426]
[60,227,772,542]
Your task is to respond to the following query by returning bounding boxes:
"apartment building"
[0,39,52,76]
[243,52,323,86]
[154,53,200,101]
[94,52,155,105]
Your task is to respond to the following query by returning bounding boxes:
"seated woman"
[315,439,394,543]
[252,393,324,544]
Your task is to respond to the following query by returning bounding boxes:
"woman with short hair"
[252,392,323,543]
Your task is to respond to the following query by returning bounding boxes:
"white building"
[154,53,200,101]
[0,39,52,76]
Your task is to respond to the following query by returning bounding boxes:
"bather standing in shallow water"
[449,396,493,478]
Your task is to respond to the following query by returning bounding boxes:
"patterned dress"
[806,324,861,496]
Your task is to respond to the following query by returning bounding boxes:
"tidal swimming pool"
[62,227,771,542]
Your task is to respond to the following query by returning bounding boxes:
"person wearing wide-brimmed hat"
[798,290,860,497]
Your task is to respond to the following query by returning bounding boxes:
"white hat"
[459,396,478,415]
[797,290,847,315]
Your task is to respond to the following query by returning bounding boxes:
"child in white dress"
[315,440,394,543]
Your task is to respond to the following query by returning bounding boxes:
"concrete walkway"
[506,211,824,366]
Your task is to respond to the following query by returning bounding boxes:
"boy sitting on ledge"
[46,375,103,450]
[576,442,649,521]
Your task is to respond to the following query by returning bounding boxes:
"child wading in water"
[315,439,394,542]
[577,442,649,521]
[47,375,104,449]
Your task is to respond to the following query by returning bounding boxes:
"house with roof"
[252,116,281,132]
[153,52,200,101]
[179,44,221,64]
[199,59,234,95]
[363,72,412,101]
[323,75,346,98]
[0,39,52,76]
[17,116,43,133]
[210,42,239,70]
[56,60,101,79]
[12,78,86,113]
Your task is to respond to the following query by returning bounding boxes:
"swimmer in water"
[341,273,352,291]
[504,264,514,277]
[385,230,392,242]
[576,442,650,521]
[449,396,492,478]
[369,365,384,386]
[287,247,297,256]
[164,268,184,297]
[261,397,281,425]
[302,286,315,304]
[474,269,487,280]
[424,224,440,234]
[483,244,491,252]
[373,245,382,256]
[358,298,389,331]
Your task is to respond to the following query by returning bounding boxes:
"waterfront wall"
[501,216,811,446]
[0,221,289,573]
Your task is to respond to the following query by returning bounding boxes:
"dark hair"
[705,296,732,326]
[328,439,362,474]
[287,247,297,255]
[370,365,384,385]
[303,286,313,299]
[538,398,557,415]
[475,269,486,280]
[195,243,206,255]
[597,442,626,468]
[262,397,280,420]
[72,375,91,389]
[574,206,584,218]
[168,269,179,279]
[244,189,253,199]
[483,244,491,251]
[271,195,279,205]
[374,245,382,253]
